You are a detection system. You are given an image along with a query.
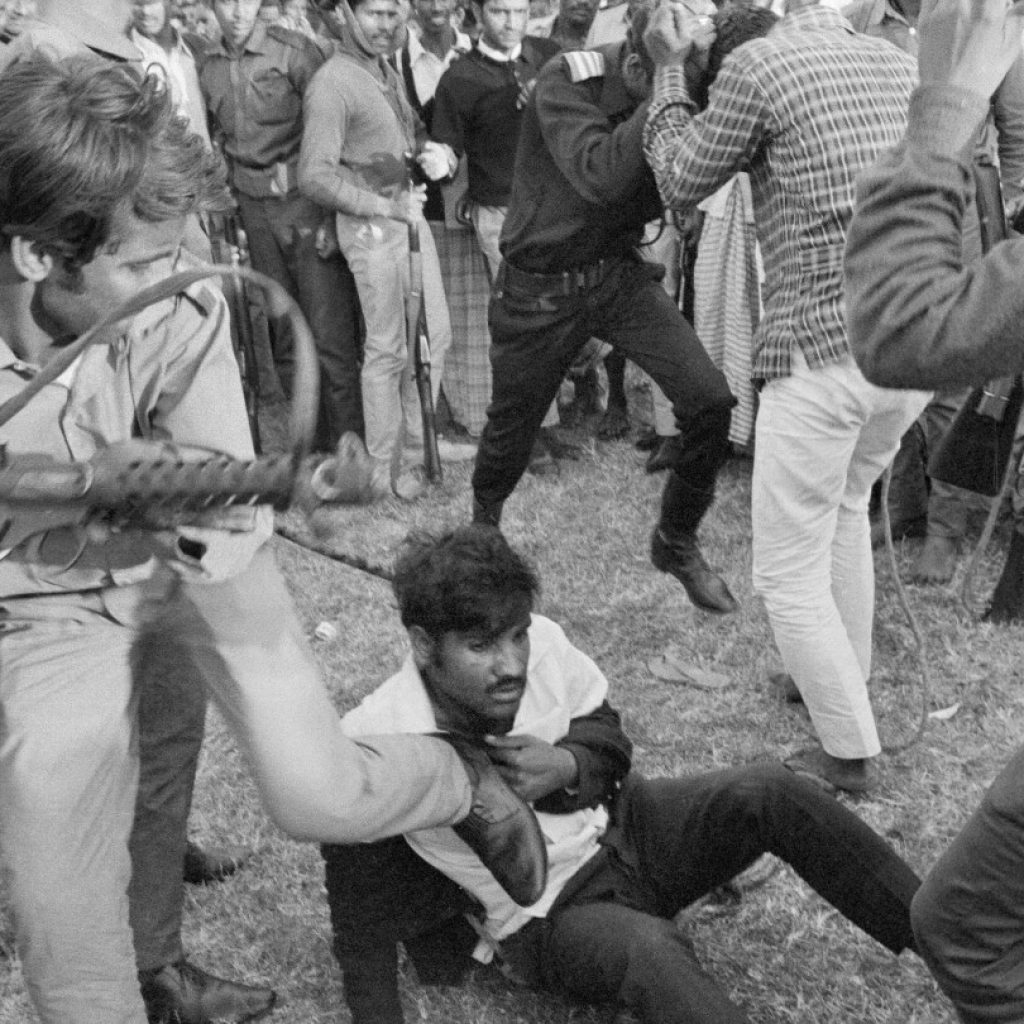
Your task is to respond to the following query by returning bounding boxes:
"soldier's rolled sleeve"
[846,84,1024,391]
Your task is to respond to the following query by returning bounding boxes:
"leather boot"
[139,959,277,1024]
[651,528,738,614]
[441,734,547,907]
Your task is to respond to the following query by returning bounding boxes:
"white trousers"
[752,352,930,758]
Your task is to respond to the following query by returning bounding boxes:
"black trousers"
[536,766,920,1024]
[236,191,364,448]
[472,255,735,534]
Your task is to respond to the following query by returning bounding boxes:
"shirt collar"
[0,336,83,387]
[783,4,852,29]
[131,24,191,57]
[407,27,469,63]
[213,18,269,57]
[476,37,522,63]
[881,0,912,25]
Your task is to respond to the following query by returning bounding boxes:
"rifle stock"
[210,211,263,453]
[404,190,443,483]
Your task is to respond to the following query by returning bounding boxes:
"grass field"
[2,387,1022,1024]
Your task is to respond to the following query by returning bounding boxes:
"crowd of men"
[2,0,1024,1021]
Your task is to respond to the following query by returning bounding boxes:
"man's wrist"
[906,85,989,159]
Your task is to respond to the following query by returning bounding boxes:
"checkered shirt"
[644,6,917,380]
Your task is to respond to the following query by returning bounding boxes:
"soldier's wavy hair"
[0,52,229,272]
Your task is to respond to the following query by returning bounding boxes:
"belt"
[498,257,613,297]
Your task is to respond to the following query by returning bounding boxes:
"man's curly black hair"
[392,525,540,641]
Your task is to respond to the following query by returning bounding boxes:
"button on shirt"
[198,21,325,194]
[643,6,917,381]
[341,614,610,950]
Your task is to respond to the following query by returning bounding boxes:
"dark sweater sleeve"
[534,700,633,815]
[847,85,1024,390]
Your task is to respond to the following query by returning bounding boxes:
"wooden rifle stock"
[404,152,442,483]
[927,162,1023,496]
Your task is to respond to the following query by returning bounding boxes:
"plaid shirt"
[644,6,917,380]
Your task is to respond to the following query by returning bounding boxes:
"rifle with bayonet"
[0,265,378,555]
[404,152,443,483]
[208,210,263,453]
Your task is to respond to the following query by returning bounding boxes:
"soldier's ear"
[7,236,54,283]
[409,625,437,671]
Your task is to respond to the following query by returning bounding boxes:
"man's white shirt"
[342,614,610,950]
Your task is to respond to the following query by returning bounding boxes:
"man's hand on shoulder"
[918,0,1024,97]
[485,734,579,803]
[644,2,715,69]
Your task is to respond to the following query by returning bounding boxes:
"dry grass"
[3,384,1023,1023]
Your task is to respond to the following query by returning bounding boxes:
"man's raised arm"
[846,0,1024,389]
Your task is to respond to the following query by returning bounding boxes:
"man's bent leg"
[623,767,919,955]
[912,744,1024,1023]
[0,605,146,1024]
[472,288,588,522]
[150,548,472,841]
[596,266,736,611]
[545,901,748,1024]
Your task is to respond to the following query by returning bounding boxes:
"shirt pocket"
[247,68,298,126]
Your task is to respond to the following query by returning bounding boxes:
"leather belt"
[498,257,612,297]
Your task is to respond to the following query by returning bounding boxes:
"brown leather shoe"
[443,734,548,908]
[183,840,250,886]
[651,528,738,614]
[139,959,277,1023]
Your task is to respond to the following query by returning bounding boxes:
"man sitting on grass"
[331,525,923,1024]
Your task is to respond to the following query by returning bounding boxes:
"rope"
[274,523,395,583]
[876,462,932,754]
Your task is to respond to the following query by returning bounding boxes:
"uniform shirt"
[499,44,662,273]
[0,282,263,603]
[842,0,1024,199]
[431,36,561,206]
[644,5,916,382]
[847,85,1024,392]
[132,26,212,148]
[341,614,610,949]
[197,21,324,197]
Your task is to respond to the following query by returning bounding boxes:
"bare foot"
[911,535,958,584]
